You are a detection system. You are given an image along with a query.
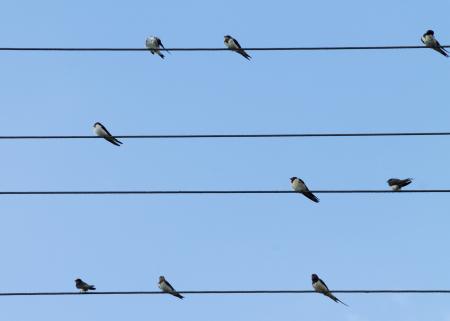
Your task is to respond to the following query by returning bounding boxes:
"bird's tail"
[327,292,348,307]
[402,178,413,186]
[433,46,449,57]
[105,136,122,146]
[304,192,320,203]
[160,44,171,55]
[89,286,96,290]
[174,292,184,299]
[238,49,251,60]
[158,52,165,59]
[109,140,121,146]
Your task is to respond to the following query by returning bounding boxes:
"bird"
[75,278,96,292]
[158,276,184,299]
[145,36,167,59]
[290,177,319,203]
[421,30,448,57]
[224,35,251,60]
[387,178,413,191]
[311,274,348,306]
[93,122,123,146]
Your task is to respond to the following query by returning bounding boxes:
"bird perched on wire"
[421,30,448,57]
[311,274,348,306]
[158,276,184,299]
[290,177,319,203]
[387,178,413,191]
[224,35,251,60]
[93,122,123,146]
[145,36,168,59]
[75,278,96,292]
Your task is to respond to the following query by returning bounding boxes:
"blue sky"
[0,0,449,320]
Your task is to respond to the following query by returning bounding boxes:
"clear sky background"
[0,0,449,320]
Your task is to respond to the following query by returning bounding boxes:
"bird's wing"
[158,39,170,54]
[164,280,176,292]
[80,281,89,288]
[232,38,242,49]
[319,279,330,291]
[101,129,122,144]
[388,179,401,185]
[99,124,114,137]
[399,178,412,187]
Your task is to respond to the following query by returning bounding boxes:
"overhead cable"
[0,289,449,296]
[0,45,448,52]
[1,131,450,140]
[0,190,448,196]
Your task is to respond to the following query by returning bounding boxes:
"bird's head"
[224,35,231,40]
[159,276,165,283]
[93,122,101,128]
[75,278,82,283]
[311,274,319,282]
[425,30,434,35]
[387,178,396,185]
[290,177,298,183]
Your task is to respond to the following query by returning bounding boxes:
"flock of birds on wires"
[78,30,441,307]
[93,122,414,203]
[143,29,449,59]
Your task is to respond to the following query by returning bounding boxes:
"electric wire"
[0,45,448,52]
[0,289,449,296]
[0,190,447,196]
[1,131,450,140]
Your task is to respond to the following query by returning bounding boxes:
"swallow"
[75,278,96,292]
[387,178,413,191]
[93,122,123,146]
[312,274,348,306]
[224,35,251,60]
[421,30,448,57]
[158,276,184,299]
[290,177,319,203]
[145,36,167,59]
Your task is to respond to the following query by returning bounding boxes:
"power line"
[0,45,448,52]
[0,190,448,196]
[1,131,450,140]
[0,290,449,296]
